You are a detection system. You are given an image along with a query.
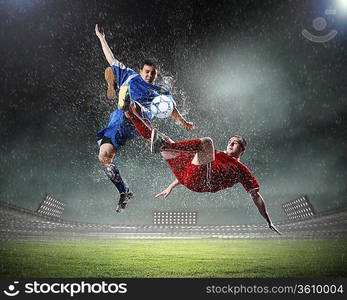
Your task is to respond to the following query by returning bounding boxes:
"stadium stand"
[0,201,346,239]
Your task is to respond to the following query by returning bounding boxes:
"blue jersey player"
[95,24,196,213]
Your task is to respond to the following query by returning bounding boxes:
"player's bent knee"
[201,137,214,149]
[99,153,112,167]
[98,143,116,167]
[192,138,215,165]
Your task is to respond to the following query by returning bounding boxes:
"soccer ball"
[150,95,174,119]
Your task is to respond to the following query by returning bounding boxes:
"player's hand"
[268,222,281,235]
[95,24,105,39]
[155,187,172,198]
[183,121,197,131]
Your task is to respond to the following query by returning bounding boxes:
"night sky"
[1,0,346,225]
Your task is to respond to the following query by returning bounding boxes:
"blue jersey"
[97,59,176,149]
[111,59,175,122]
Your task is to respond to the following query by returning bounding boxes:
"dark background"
[0,0,346,224]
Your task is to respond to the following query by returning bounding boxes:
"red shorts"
[164,152,212,193]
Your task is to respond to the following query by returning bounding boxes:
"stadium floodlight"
[153,211,198,225]
[36,194,65,219]
[282,195,315,221]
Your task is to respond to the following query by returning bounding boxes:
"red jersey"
[165,150,259,193]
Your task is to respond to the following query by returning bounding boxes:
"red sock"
[127,105,152,140]
[162,139,203,153]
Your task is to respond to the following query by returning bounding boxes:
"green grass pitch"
[0,238,346,277]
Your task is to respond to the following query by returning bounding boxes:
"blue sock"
[104,163,128,194]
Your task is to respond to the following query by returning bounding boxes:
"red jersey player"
[126,104,280,234]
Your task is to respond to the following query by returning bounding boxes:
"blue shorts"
[96,109,151,149]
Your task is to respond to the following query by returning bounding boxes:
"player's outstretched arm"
[155,179,180,198]
[249,190,281,235]
[95,24,116,66]
[170,107,196,131]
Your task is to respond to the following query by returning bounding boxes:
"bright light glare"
[337,0,347,10]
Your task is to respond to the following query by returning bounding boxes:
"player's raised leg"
[126,104,174,151]
[160,137,215,165]
[126,104,153,140]
[125,103,213,163]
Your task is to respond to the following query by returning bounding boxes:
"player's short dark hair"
[139,59,158,70]
[232,135,247,151]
